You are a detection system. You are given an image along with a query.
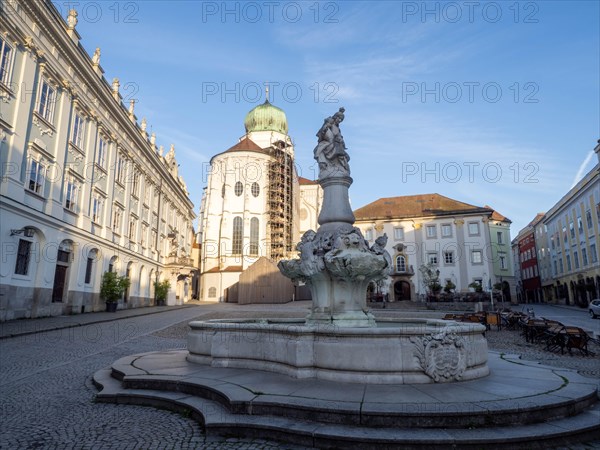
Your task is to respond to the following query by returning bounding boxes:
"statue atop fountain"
[313,107,350,179]
[279,108,392,327]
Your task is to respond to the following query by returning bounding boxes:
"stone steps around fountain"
[101,350,599,428]
[94,366,600,449]
[93,350,600,448]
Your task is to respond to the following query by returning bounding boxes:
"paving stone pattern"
[1,302,599,449]
[0,306,312,450]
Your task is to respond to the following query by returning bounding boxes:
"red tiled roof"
[225,136,264,153]
[528,213,545,227]
[484,205,512,223]
[514,213,545,241]
[210,136,267,163]
[354,194,491,220]
[203,266,243,274]
[298,177,319,185]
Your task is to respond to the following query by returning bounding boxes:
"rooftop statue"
[92,47,101,65]
[67,9,78,30]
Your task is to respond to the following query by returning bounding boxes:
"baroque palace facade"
[0,1,196,320]
[353,194,514,302]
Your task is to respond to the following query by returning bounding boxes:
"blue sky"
[61,1,599,234]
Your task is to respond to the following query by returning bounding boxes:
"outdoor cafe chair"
[564,327,593,356]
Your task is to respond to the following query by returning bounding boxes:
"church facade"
[198,101,321,302]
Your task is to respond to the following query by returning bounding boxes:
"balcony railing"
[392,265,415,276]
[166,255,194,267]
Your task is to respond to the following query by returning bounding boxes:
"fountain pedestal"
[317,175,355,227]
[278,204,388,328]
[188,318,489,384]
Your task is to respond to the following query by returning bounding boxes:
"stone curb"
[0,304,200,340]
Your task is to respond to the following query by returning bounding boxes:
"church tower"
[199,99,313,302]
[244,99,296,260]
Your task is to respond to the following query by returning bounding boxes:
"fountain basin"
[187,318,489,384]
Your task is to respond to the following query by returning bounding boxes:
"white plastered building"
[0,1,196,320]
[354,194,510,302]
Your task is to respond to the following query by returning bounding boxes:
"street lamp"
[489,277,494,311]
[10,227,35,237]
[483,272,494,311]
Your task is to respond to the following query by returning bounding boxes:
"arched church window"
[251,182,260,197]
[221,184,225,198]
[395,255,406,272]
[232,216,243,254]
[234,181,243,196]
[250,218,259,255]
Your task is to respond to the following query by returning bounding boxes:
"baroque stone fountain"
[97,111,597,448]
[279,107,389,328]
[188,108,489,384]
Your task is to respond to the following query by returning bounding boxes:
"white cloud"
[570,150,595,188]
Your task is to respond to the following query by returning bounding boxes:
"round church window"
[251,182,260,197]
[234,181,243,196]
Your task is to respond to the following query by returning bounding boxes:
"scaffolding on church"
[267,140,295,261]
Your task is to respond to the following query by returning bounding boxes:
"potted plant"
[154,280,171,306]
[469,281,483,293]
[443,280,456,294]
[100,271,130,312]
[419,263,442,301]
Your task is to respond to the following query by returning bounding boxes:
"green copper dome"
[244,100,288,134]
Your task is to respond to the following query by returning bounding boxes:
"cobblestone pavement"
[485,328,600,379]
[0,306,313,450]
[1,303,599,449]
[0,301,222,339]
[0,301,315,339]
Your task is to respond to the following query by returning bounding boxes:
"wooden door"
[52,265,68,302]
[394,281,411,300]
